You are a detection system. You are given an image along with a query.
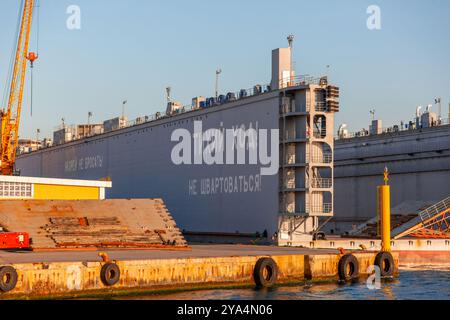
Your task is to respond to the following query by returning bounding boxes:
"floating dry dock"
[0,245,398,299]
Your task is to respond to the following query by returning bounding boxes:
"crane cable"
[1,0,24,113]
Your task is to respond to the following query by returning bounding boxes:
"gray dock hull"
[17,95,280,236]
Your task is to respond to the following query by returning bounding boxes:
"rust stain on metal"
[0,199,188,250]
[0,251,398,298]
[50,205,75,213]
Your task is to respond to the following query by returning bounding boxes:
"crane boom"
[1,0,35,175]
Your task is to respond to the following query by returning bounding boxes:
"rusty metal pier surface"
[0,199,187,250]
[0,245,398,299]
[0,245,335,264]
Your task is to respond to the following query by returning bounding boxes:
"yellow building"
[0,176,112,201]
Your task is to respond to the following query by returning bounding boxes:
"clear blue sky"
[1,0,449,139]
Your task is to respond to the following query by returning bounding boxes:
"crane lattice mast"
[1,0,36,175]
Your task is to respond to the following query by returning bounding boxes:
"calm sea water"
[129,268,450,300]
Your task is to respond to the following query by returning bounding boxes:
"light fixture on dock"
[122,100,128,120]
[215,69,222,99]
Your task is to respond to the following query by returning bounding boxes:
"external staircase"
[392,197,450,239]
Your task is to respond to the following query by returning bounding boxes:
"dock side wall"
[1,252,389,298]
[332,125,450,233]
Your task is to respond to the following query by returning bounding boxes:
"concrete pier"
[291,238,450,267]
[0,245,397,299]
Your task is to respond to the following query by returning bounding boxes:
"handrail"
[310,178,333,189]
[336,118,450,140]
[315,102,327,112]
[279,203,333,216]
[310,204,333,214]
[310,153,333,164]
[278,75,323,88]
[419,197,450,222]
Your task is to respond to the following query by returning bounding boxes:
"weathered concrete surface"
[293,238,450,253]
[306,252,399,280]
[0,245,335,264]
[399,251,450,267]
[0,245,394,299]
[293,238,449,267]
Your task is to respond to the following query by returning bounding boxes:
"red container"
[0,232,30,249]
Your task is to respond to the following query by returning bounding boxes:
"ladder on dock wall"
[393,196,450,239]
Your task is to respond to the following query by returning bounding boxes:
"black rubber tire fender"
[338,254,360,282]
[253,258,278,288]
[100,263,121,287]
[0,266,18,292]
[374,252,395,278]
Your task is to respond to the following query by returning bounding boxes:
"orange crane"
[1,0,37,175]
[0,1,36,250]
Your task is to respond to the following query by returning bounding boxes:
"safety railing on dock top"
[64,76,323,135]
[123,82,274,128]
[128,74,324,129]
[278,75,324,89]
[336,118,450,141]
[419,197,450,222]
[32,75,329,150]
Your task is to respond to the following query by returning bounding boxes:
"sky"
[0,0,449,139]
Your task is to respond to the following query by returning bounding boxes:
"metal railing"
[50,82,274,145]
[47,75,330,147]
[309,203,333,214]
[315,102,327,112]
[280,99,311,114]
[419,197,450,222]
[336,118,450,140]
[280,102,310,114]
[310,178,332,189]
[282,153,332,165]
[284,129,330,141]
[310,153,333,164]
[278,75,324,89]
[313,129,327,139]
[279,203,333,216]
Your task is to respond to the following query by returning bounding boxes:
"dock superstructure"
[16,39,340,244]
[332,120,450,234]
[277,52,339,243]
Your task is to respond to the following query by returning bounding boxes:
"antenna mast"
[287,35,294,84]
[215,69,222,99]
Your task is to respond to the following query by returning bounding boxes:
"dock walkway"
[0,245,397,299]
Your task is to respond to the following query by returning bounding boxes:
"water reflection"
[124,270,450,300]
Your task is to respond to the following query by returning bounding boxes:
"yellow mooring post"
[378,167,391,252]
